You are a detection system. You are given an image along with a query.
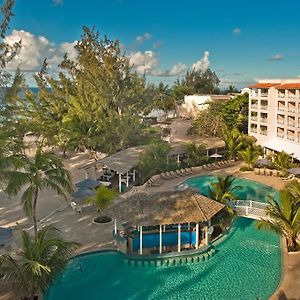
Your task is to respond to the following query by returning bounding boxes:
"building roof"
[275,83,300,89]
[104,191,225,226]
[248,83,280,89]
[83,146,147,174]
[263,139,300,160]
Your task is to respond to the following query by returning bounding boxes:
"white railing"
[277,133,284,138]
[260,118,268,123]
[278,107,285,111]
[261,105,268,110]
[229,200,268,220]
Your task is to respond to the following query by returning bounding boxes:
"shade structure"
[256,158,272,167]
[210,153,223,158]
[104,191,225,226]
[72,189,95,204]
[287,168,300,175]
[75,179,101,190]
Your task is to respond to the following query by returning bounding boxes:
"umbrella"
[72,189,95,204]
[75,179,101,190]
[256,158,272,167]
[287,167,300,175]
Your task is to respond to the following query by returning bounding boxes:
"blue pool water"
[183,175,278,202]
[46,177,282,300]
[132,230,197,251]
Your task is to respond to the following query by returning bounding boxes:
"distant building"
[248,79,300,160]
[179,94,233,118]
[241,87,250,95]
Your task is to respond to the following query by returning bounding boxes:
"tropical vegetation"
[239,145,261,170]
[257,188,300,252]
[272,151,294,176]
[0,225,78,300]
[186,142,209,167]
[85,185,117,212]
[1,148,73,236]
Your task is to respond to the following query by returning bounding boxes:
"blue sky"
[6,0,300,88]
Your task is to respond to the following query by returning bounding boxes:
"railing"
[288,94,296,99]
[228,200,268,220]
[260,130,268,135]
[250,128,257,133]
[288,108,296,113]
[287,135,295,141]
[278,93,285,98]
[277,120,285,125]
[261,105,268,110]
[260,118,268,123]
[277,133,284,138]
[251,104,258,109]
[278,107,285,111]
[261,93,268,97]
[287,122,295,127]
[251,116,258,121]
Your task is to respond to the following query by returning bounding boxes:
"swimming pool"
[46,177,282,300]
[182,175,278,202]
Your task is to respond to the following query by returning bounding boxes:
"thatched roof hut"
[104,191,225,226]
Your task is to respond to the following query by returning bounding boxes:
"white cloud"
[129,50,158,74]
[152,63,187,77]
[268,54,283,61]
[135,32,152,44]
[4,30,77,72]
[52,0,63,6]
[233,28,242,35]
[192,51,210,72]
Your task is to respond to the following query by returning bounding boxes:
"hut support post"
[177,154,180,165]
[205,227,209,245]
[118,173,122,193]
[208,219,211,226]
[195,223,199,249]
[159,224,162,254]
[114,219,117,235]
[85,170,89,179]
[133,169,136,182]
[126,171,129,187]
[178,224,181,253]
[139,226,143,255]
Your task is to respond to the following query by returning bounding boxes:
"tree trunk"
[32,189,39,238]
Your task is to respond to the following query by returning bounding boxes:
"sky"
[4,0,300,88]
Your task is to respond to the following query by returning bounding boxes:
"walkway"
[229,200,267,220]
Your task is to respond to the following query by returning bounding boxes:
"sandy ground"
[0,154,299,300]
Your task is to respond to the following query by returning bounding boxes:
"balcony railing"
[251,93,257,98]
[261,93,268,97]
[260,118,268,123]
[287,135,295,141]
[277,133,284,138]
[277,120,285,125]
[260,130,268,136]
[278,93,285,98]
[250,128,257,133]
[251,116,258,121]
[288,122,295,127]
[251,104,258,109]
[278,107,285,111]
[288,108,296,113]
[288,94,296,99]
[261,105,268,110]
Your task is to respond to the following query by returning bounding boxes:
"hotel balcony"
[260,130,268,136]
[261,105,268,110]
[250,116,258,121]
[287,135,295,141]
[277,133,285,138]
[287,122,295,127]
[261,92,268,98]
[277,119,285,125]
[278,93,285,98]
[250,127,257,133]
[260,118,268,123]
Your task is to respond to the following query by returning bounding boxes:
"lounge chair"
[161,173,171,180]
[170,171,181,178]
[254,168,259,175]
[259,168,265,175]
[185,168,194,174]
[265,169,271,176]
[282,174,295,181]
[175,170,184,176]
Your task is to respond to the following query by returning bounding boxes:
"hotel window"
[287,130,295,141]
[278,101,285,111]
[260,89,268,97]
[277,127,284,138]
[277,114,285,125]
[261,100,268,110]
[250,124,257,133]
[260,125,268,135]
[260,113,267,123]
[287,116,295,127]
[288,101,296,113]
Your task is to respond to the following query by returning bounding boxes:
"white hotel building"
[248,79,300,161]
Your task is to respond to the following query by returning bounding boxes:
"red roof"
[275,83,300,89]
[248,83,280,89]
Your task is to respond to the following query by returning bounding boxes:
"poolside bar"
[105,191,225,256]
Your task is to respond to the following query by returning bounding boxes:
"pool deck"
[0,158,299,300]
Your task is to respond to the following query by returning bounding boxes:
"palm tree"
[257,189,300,252]
[0,225,78,300]
[222,128,243,160]
[1,148,73,237]
[238,145,260,169]
[286,180,300,205]
[208,175,240,203]
[85,185,117,212]
[186,142,208,167]
[273,151,294,175]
